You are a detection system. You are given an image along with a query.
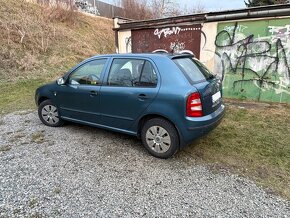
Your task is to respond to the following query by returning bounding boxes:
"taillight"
[186,92,203,117]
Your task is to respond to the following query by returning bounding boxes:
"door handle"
[90,90,98,96]
[138,94,149,100]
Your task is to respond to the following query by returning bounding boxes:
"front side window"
[69,59,107,85]
[108,58,157,87]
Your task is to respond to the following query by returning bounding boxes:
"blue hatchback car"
[35,53,225,158]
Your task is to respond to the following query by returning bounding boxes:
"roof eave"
[114,4,290,30]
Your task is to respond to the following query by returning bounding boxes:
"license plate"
[212,91,221,103]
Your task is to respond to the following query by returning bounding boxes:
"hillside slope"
[0,0,115,112]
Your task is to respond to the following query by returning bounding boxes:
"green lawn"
[0,79,47,114]
[183,101,290,199]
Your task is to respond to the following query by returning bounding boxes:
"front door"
[99,58,159,130]
[56,58,108,124]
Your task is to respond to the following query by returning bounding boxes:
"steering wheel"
[87,74,100,84]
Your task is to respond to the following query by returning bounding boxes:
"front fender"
[35,83,57,106]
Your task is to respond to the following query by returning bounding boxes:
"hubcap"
[41,105,59,125]
[145,126,171,153]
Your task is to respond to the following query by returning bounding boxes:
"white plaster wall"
[199,22,218,72]
[113,18,120,29]
[118,30,132,53]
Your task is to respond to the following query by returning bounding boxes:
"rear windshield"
[173,58,214,83]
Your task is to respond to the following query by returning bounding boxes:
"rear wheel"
[38,99,64,127]
[141,118,179,159]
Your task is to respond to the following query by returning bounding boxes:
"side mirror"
[56,77,65,85]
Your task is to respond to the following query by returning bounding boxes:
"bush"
[38,0,78,23]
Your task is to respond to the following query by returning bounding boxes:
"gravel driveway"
[0,111,289,217]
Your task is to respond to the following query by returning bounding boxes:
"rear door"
[173,57,222,115]
[99,58,159,130]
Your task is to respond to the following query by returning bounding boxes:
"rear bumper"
[179,103,225,147]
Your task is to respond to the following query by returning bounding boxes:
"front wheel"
[38,99,64,127]
[141,118,179,159]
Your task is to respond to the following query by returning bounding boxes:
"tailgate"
[194,78,223,115]
[172,56,223,116]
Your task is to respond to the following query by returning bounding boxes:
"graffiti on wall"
[153,26,201,39]
[169,40,185,53]
[154,27,182,39]
[131,25,201,56]
[125,36,131,53]
[153,26,200,54]
[215,19,290,102]
[75,0,100,15]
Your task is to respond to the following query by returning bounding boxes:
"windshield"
[173,57,214,83]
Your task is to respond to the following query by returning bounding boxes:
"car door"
[56,58,108,124]
[99,58,160,130]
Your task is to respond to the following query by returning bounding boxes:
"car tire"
[38,99,64,127]
[141,118,179,159]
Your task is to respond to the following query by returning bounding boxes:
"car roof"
[87,53,193,60]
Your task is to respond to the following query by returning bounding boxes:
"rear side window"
[137,61,158,87]
[108,58,157,87]
[173,58,214,83]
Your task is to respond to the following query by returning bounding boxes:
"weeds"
[29,198,38,208]
[0,0,114,83]
[8,132,26,144]
[0,0,114,114]
[31,132,45,144]
[0,145,12,152]
[54,187,61,194]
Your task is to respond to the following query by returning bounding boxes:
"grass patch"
[31,131,45,144]
[184,103,290,199]
[8,132,26,144]
[0,79,47,114]
[54,187,62,194]
[29,198,38,208]
[0,145,12,152]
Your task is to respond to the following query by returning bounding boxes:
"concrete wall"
[211,17,290,103]
[75,0,124,18]
[28,0,123,18]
